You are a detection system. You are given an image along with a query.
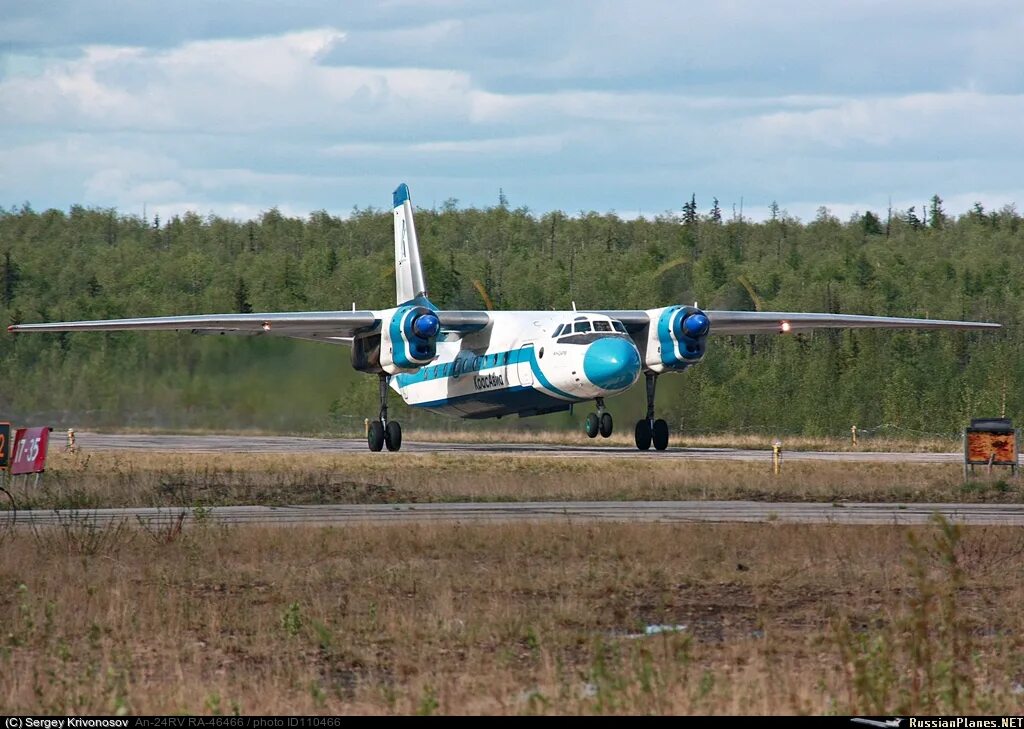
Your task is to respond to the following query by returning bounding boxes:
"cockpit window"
[593,321,611,332]
[552,324,563,337]
[574,321,592,333]
[611,321,626,333]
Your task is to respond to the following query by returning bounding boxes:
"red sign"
[11,427,50,475]
[966,431,1018,465]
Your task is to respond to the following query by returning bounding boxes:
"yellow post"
[851,424,857,447]
[771,439,782,475]
[66,428,77,453]
[364,418,370,436]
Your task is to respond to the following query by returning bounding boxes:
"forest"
[0,194,1021,438]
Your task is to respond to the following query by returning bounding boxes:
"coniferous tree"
[862,211,883,236]
[234,277,253,313]
[929,194,945,229]
[709,198,722,224]
[682,194,698,226]
[2,251,19,306]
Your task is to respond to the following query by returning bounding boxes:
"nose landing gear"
[584,398,614,438]
[368,374,403,452]
[634,373,669,451]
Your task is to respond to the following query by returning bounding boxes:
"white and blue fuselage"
[391,311,642,419]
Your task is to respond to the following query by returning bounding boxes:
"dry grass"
[5,450,1020,511]
[2,520,1023,714]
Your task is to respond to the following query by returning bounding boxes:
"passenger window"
[574,321,592,333]
[593,321,611,332]
[612,321,626,333]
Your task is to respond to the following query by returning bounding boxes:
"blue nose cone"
[583,337,641,391]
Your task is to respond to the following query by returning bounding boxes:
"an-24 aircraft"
[11,184,1000,452]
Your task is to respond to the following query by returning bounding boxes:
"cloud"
[1,4,1023,219]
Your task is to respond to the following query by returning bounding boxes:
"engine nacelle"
[642,305,709,373]
[380,305,441,374]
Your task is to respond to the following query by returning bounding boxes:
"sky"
[1,0,1023,223]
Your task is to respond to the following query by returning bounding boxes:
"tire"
[599,412,613,438]
[652,419,669,451]
[584,413,599,438]
[634,419,652,450]
[385,421,403,452]
[368,421,385,452]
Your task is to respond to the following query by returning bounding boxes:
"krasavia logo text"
[473,373,504,391]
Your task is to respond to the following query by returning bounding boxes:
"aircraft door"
[516,345,534,387]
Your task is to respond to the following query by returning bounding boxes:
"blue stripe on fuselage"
[394,344,574,400]
[393,343,578,417]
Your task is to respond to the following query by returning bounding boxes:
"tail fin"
[393,183,428,305]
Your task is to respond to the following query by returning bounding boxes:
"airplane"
[9,184,1000,452]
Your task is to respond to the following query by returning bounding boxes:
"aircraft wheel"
[368,421,385,452]
[634,419,652,450]
[599,412,613,438]
[652,419,670,451]
[385,421,403,452]
[584,413,599,438]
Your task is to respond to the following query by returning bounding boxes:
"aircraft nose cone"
[583,337,641,391]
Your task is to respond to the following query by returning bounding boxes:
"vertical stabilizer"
[393,183,428,305]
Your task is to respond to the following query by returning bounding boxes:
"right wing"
[8,311,379,345]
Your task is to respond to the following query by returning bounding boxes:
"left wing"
[596,309,1000,335]
[704,310,1001,335]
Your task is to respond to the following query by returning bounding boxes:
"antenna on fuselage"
[572,301,577,311]
[352,302,356,311]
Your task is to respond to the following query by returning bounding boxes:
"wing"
[704,311,1001,335]
[7,311,379,345]
[594,308,999,336]
[7,309,492,345]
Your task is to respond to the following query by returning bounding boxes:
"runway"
[11,500,1024,528]
[73,431,1006,464]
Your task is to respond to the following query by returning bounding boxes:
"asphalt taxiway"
[73,431,1007,465]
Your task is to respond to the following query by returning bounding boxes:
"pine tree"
[234,277,253,313]
[682,194,698,226]
[2,251,19,306]
[862,211,883,236]
[928,194,945,229]
[710,198,722,224]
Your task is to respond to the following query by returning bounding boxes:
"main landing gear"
[635,373,669,451]
[584,397,614,439]
[368,374,402,452]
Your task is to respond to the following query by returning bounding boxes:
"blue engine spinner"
[657,305,709,370]
[390,304,440,368]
